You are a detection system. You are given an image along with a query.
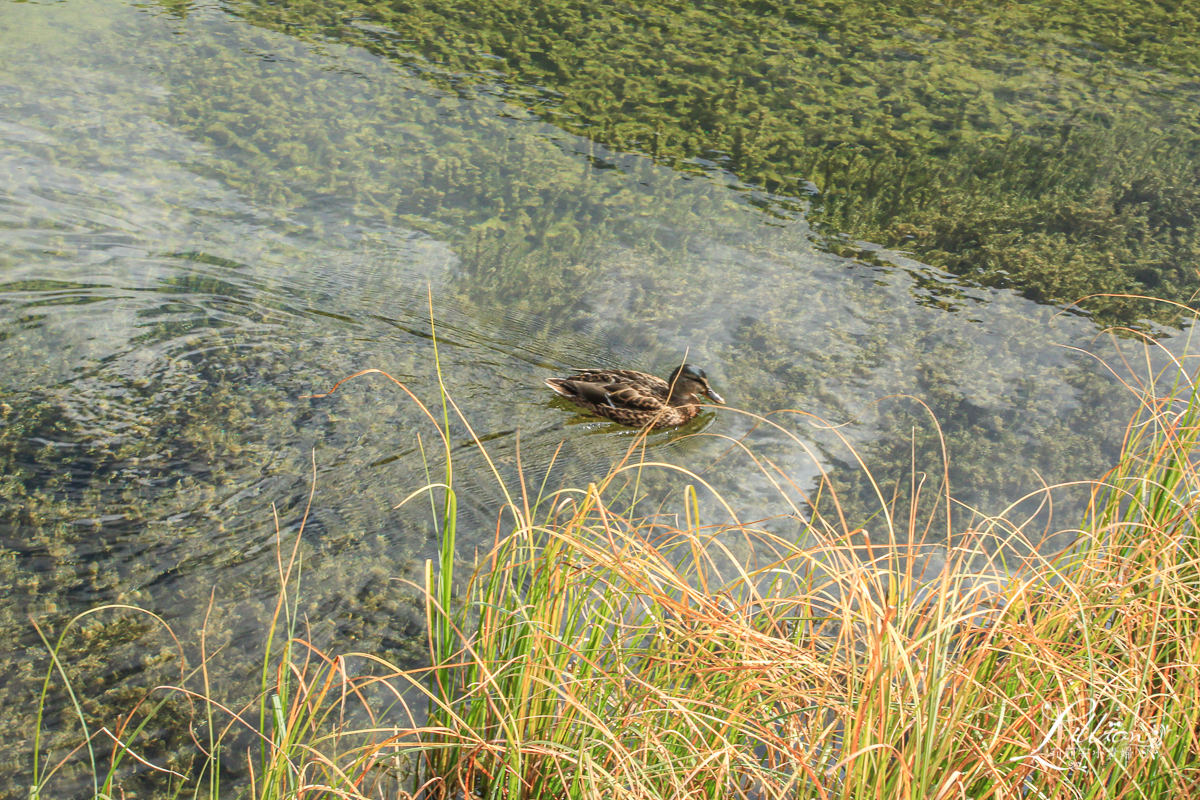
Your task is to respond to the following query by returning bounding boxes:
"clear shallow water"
[0,0,1186,793]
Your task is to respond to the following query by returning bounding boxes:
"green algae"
[222,0,1200,329]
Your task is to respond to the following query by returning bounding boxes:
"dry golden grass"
[31,332,1200,799]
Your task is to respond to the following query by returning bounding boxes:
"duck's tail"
[544,378,576,398]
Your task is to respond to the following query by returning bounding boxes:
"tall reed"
[28,336,1200,798]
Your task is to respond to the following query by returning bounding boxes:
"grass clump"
[28,342,1200,798]
[410,385,1200,797]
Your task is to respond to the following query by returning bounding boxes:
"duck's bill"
[705,388,726,405]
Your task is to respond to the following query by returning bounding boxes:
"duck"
[545,364,725,429]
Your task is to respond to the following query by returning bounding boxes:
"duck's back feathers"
[545,376,664,411]
[559,369,670,391]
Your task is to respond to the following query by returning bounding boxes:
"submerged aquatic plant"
[222,0,1200,329]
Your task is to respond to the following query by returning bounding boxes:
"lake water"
[1,0,1190,794]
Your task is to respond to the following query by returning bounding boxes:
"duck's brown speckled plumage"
[545,364,725,429]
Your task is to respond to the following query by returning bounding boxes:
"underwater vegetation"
[219,0,1200,330]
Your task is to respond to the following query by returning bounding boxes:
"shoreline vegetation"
[220,0,1200,330]
[30,327,1200,798]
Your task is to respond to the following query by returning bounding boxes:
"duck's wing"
[565,370,670,393]
[594,381,667,410]
[547,376,667,410]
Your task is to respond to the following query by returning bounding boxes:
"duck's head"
[668,364,725,405]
